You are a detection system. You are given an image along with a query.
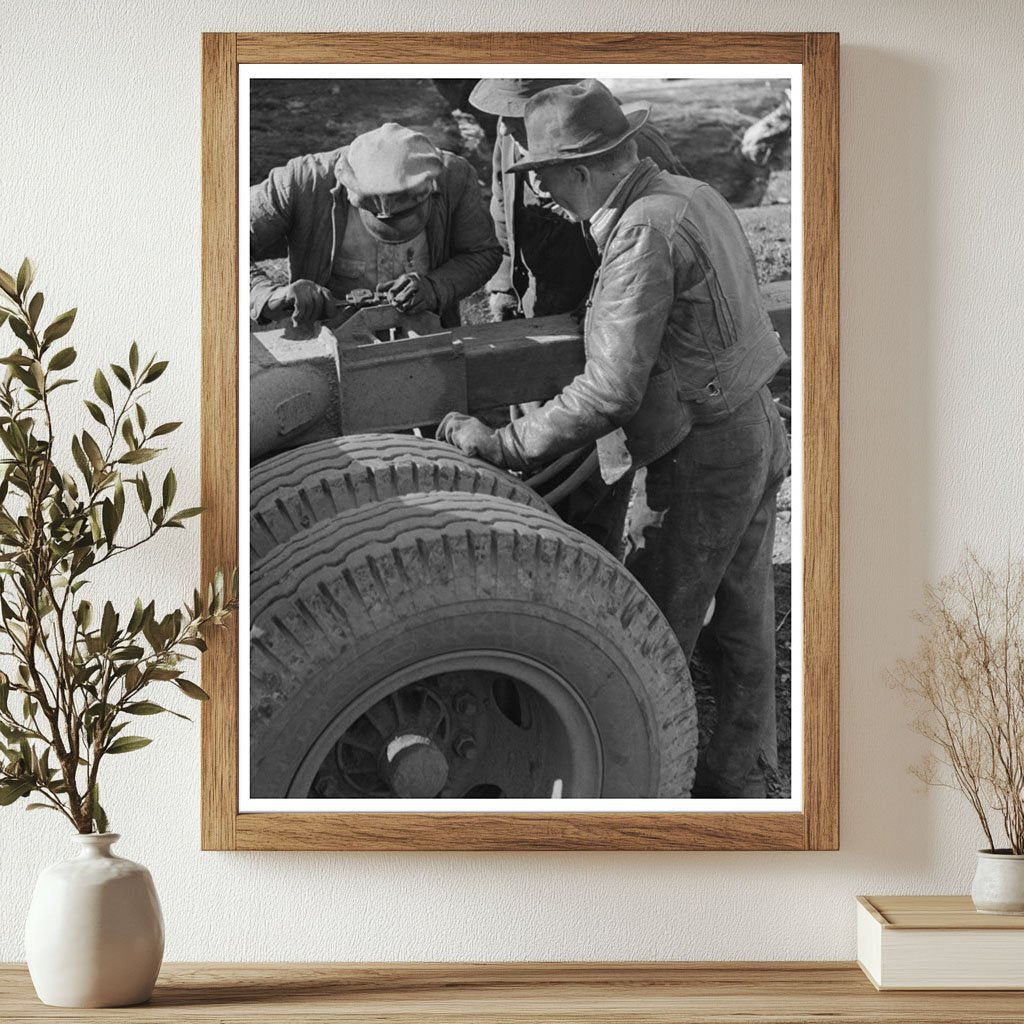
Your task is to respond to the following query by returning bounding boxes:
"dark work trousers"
[628,386,790,797]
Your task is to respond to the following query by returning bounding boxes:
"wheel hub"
[304,655,603,800]
[382,734,449,798]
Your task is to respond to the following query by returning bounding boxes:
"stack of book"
[857,895,1024,990]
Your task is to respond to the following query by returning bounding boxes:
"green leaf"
[16,258,35,298]
[147,667,181,680]
[91,785,108,834]
[101,498,118,547]
[162,468,176,508]
[83,400,106,427]
[121,418,137,449]
[150,421,181,438]
[169,507,203,524]
[0,352,33,366]
[110,363,131,389]
[100,601,117,647]
[27,292,43,328]
[0,310,9,331]
[111,645,144,663]
[176,679,210,701]
[0,269,18,300]
[118,448,157,465]
[48,346,76,371]
[81,431,105,471]
[105,735,152,755]
[9,317,31,345]
[129,342,139,375]
[76,600,93,630]
[0,779,33,805]
[136,473,152,513]
[136,404,147,432]
[71,435,92,482]
[93,369,113,409]
[124,700,177,716]
[142,360,168,383]
[26,802,61,813]
[42,308,76,344]
[126,598,145,635]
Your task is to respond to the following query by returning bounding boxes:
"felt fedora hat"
[509,79,650,174]
[468,78,581,117]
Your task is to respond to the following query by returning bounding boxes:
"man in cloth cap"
[469,78,680,322]
[250,123,501,328]
[439,81,789,799]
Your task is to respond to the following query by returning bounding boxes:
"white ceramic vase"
[25,833,164,1007]
[971,849,1024,915]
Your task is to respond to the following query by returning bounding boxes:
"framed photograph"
[201,32,838,850]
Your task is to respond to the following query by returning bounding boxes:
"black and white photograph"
[243,65,802,810]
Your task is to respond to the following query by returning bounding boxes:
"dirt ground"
[250,76,793,798]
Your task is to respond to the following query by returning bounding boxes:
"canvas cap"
[336,123,443,209]
[468,78,582,117]
[509,80,649,174]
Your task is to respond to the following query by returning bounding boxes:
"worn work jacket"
[487,124,680,316]
[250,147,501,326]
[496,159,787,470]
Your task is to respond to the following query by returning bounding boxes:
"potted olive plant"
[0,260,236,1006]
[895,552,1024,914]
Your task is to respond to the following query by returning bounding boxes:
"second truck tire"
[250,433,551,560]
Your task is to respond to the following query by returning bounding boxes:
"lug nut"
[453,733,478,760]
[453,691,479,716]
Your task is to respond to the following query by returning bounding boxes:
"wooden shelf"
[3,962,1024,1022]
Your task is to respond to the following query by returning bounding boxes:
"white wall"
[2,0,1022,962]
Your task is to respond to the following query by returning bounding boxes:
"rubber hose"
[542,450,600,506]
[524,448,585,489]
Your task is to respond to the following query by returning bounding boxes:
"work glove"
[380,273,439,314]
[437,412,504,466]
[264,279,336,329]
[488,290,521,322]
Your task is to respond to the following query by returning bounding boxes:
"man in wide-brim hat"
[468,77,679,557]
[440,79,790,800]
[250,122,500,328]
[468,77,679,322]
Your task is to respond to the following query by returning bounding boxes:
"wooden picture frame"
[201,32,839,851]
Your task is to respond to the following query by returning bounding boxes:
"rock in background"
[250,76,791,208]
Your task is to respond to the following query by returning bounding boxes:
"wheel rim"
[289,651,604,799]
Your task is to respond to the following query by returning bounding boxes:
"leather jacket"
[250,147,501,327]
[496,160,787,470]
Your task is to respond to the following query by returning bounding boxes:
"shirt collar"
[587,160,658,251]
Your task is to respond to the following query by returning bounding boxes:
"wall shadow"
[836,46,937,870]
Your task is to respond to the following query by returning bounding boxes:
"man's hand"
[380,273,438,314]
[437,412,504,465]
[488,290,521,322]
[263,279,335,328]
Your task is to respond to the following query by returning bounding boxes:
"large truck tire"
[250,433,551,560]
[250,492,697,801]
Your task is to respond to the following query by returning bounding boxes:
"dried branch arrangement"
[895,552,1024,853]
[0,259,236,833]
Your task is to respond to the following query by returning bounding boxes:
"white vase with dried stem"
[0,260,236,1005]
[895,552,1024,914]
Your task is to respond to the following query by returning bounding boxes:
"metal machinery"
[248,287,790,801]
